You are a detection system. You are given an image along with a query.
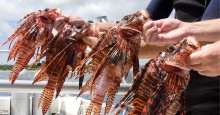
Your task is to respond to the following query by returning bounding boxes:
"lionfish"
[3,8,98,114]
[114,37,200,115]
[2,8,61,84]
[75,10,150,114]
[33,22,98,114]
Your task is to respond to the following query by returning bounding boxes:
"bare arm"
[88,22,166,58]
[139,40,165,58]
[95,22,116,32]
[87,22,213,59]
[144,18,220,44]
[188,19,220,42]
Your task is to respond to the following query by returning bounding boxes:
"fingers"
[143,21,155,35]
[187,50,203,65]
[154,19,164,28]
[143,21,161,44]
[187,46,220,77]
[143,21,156,43]
[143,19,187,46]
[53,16,69,31]
[158,27,187,42]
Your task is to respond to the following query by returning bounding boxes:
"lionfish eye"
[182,39,187,44]
[44,8,49,12]
[124,16,129,20]
[167,45,176,52]
[75,25,82,29]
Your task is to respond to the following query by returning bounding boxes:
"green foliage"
[0,65,39,71]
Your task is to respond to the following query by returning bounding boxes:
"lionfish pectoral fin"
[105,90,118,114]
[77,77,93,98]
[120,26,142,33]
[165,60,190,70]
[56,68,69,98]
[41,88,55,115]
[40,44,71,73]
[32,69,46,84]
[90,42,118,86]
[75,41,117,72]
[164,60,190,75]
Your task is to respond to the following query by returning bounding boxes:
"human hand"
[53,15,85,32]
[187,41,220,77]
[143,18,190,46]
[53,15,98,47]
[143,20,162,45]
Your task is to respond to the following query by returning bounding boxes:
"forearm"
[188,19,220,42]
[139,40,166,58]
[95,22,116,32]
[138,40,212,59]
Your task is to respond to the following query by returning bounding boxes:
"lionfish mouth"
[39,16,52,24]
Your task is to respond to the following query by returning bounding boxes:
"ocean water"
[0,70,133,97]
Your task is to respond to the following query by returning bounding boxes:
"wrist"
[184,22,200,41]
[182,22,192,36]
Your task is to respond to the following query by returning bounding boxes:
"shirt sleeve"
[146,0,173,20]
[202,0,220,20]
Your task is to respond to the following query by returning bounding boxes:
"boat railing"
[0,79,131,115]
[0,50,135,115]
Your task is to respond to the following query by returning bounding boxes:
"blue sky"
[0,0,175,65]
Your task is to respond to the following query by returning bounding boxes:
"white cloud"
[0,20,15,47]
[0,0,151,64]
[0,21,14,36]
[0,0,149,21]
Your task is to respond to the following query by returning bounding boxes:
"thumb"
[187,50,203,65]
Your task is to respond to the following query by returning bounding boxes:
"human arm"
[186,19,220,42]
[82,21,167,59]
[143,18,220,45]
[81,22,116,47]
[139,41,166,58]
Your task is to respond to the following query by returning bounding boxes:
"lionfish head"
[119,9,150,38]
[38,8,62,24]
[161,37,200,74]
